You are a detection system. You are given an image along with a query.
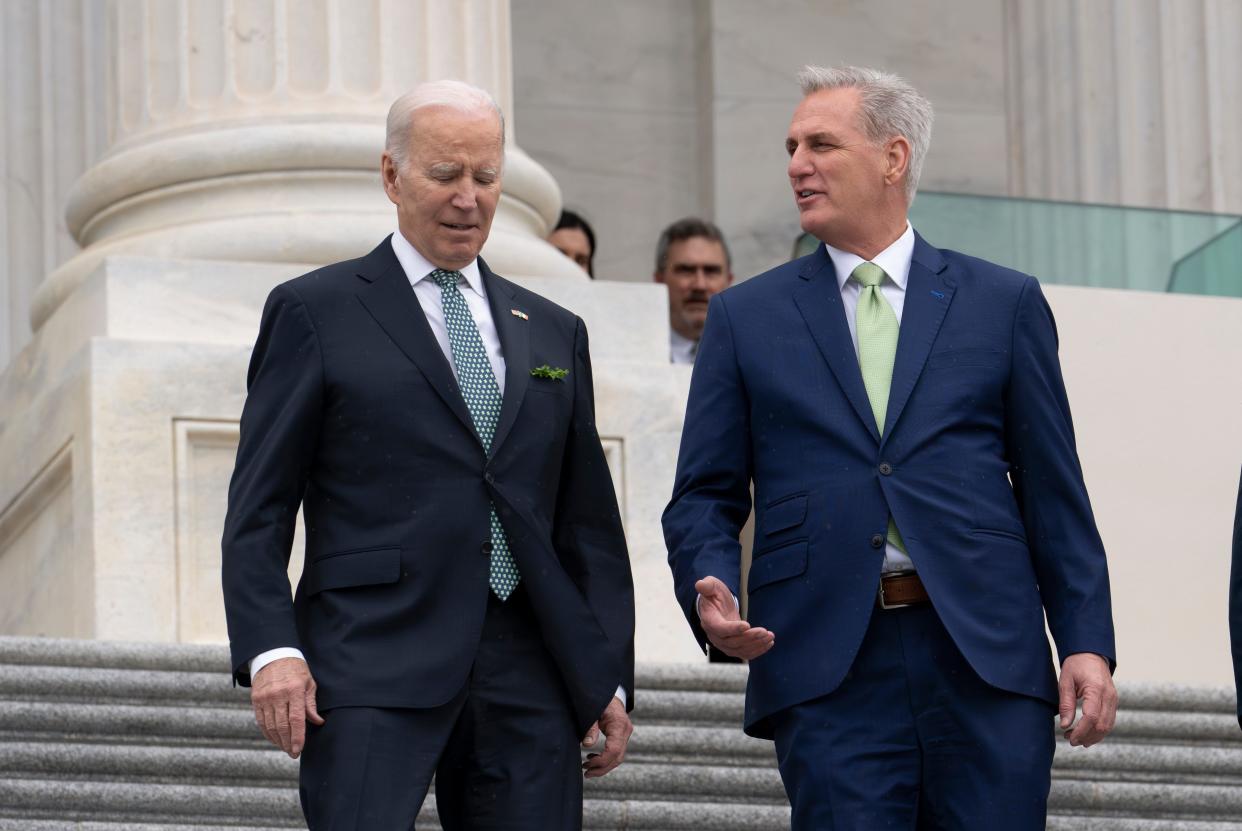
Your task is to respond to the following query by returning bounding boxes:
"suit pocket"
[304,546,401,596]
[928,348,1003,369]
[970,527,1028,545]
[761,492,808,535]
[747,540,808,592]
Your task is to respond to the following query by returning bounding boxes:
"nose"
[787,144,811,181]
[450,181,478,211]
[691,269,711,289]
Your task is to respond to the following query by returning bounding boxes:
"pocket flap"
[762,493,808,534]
[304,547,401,596]
[747,540,809,592]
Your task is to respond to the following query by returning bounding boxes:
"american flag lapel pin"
[511,309,528,320]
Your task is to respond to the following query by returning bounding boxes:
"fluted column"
[33,0,579,331]
[1004,0,1242,215]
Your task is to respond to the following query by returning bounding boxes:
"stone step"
[2,636,1240,830]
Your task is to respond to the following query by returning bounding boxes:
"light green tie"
[852,261,907,555]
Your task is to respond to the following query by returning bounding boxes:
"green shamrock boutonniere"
[531,364,569,381]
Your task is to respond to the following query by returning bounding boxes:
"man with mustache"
[653,218,734,364]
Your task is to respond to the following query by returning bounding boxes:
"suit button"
[484,471,495,485]
[481,541,493,555]
[879,462,893,475]
[870,534,885,549]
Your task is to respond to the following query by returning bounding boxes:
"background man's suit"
[222,237,634,825]
[664,233,1115,824]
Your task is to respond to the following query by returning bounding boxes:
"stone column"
[1004,0,1242,215]
[32,0,580,331]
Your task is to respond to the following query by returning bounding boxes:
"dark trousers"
[299,586,583,830]
[771,602,1055,830]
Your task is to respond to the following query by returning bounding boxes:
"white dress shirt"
[252,231,625,707]
[823,223,916,574]
[669,328,698,365]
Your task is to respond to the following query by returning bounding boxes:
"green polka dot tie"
[431,269,520,599]
[852,262,907,555]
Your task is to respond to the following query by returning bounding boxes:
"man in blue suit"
[663,65,1117,827]
[222,81,634,829]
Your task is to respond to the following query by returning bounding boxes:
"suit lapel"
[353,237,477,439]
[481,259,529,459]
[792,246,882,443]
[882,233,955,446]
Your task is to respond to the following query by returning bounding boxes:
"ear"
[725,270,735,286]
[653,270,666,285]
[884,135,911,187]
[381,152,401,205]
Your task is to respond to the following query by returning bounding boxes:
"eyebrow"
[428,162,462,177]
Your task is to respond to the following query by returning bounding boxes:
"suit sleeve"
[1005,277,1116,668]
[221,283,324,686]
[662,294,754,651]
[553,317,636,710]
[1229,466,1242,729]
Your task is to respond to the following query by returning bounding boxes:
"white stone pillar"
[1004,0,1242,215]
[32,0,580,331]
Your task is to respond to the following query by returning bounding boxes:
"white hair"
[797,65,934,202]
[385,80,506,171]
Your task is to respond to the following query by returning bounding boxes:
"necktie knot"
[430,269,462,290]
[852,261,886,289]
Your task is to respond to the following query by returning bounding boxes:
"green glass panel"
[792,192,1242,298]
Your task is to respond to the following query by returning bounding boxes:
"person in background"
[653,217,734,364]
[549,209,596,277]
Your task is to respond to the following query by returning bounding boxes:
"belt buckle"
[877,575,909,610]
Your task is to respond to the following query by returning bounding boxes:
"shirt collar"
[825,222,915,293]
[390,230,485,299]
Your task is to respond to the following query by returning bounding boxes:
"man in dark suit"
[222,80,634,830]
[1231,467,1242,729]
[663,65,1117,828]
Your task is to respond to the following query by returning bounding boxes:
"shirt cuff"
[695,593,740,616]
[614,685,627,709]
[249,647,306,679]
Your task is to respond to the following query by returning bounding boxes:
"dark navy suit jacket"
[663,233,1116,738]
[222,237,634,736]
[1230,467,1242,728]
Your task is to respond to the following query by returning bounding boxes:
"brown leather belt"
[877,572,930,609]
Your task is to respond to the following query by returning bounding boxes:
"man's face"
[786,87,897,247]
[548,227,592,275]
[654,237,733,340]
[382,105,503,270]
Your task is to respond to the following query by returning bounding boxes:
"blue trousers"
[771,602,1055,830]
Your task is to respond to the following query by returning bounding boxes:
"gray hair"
[797,65,934,202]
[385,80,506,171]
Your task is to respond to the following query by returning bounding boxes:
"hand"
[1058,652,1118,747]
[251,657,325,758]
[581,696,632,778]
[696,576,774,660]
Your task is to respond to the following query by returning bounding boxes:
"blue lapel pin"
[930,290,944,299]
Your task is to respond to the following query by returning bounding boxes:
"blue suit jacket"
[663,234,1116,738]
[1230,467,1242,729]
[222,238,634,736]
